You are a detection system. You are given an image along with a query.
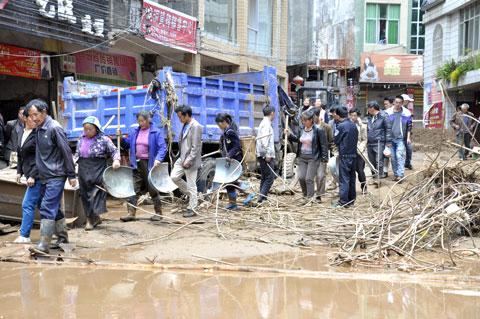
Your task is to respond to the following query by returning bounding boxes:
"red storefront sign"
[140,0,197,54]
[75,50,137,86]
[359,53,423,84]
[425,102,444,128]
[0,44,51,79]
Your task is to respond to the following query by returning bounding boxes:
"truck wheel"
[284,152,297,178]
[196,158,216,193]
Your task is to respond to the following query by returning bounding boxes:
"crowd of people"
[4,93,477,255]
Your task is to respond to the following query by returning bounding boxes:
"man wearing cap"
[25,99,77,254]
[75,116,120,230]
[332,106,358,208]
[450,103,476,160]
[401,94,414,170]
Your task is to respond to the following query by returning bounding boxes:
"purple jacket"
[75,133,120,161]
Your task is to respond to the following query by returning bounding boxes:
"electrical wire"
[0,30,131,58]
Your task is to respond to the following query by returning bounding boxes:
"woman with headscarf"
[76,116,120,230]
[120,111,167,222]
[216,113,243,210]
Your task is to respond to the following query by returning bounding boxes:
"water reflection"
[0,265,479,318]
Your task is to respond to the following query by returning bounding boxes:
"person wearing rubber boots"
[244,106,276,206]
[26,99,77,254]
[120,111,167,222]
[75,116,121,230]
[171,105,203,218]
[332,106,358,208]
[216,113,243,210]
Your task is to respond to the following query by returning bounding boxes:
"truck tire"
[284,152,297,178]
[196,158,216,193]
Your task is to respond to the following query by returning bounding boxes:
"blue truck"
[62,66,296,191]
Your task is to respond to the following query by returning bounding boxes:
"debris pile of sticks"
[328,159,480,271]
[196,154,480,271]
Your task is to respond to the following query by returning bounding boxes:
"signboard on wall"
[0,44,51,80]
[359,53,423,84]
[425,102,444,128]
[0,0,109,47]
[140,0,197,54]
[75,50,137,86]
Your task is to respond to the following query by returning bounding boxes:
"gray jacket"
[36,116,76,181]
[366,110,392,145]
[179,118,203,169]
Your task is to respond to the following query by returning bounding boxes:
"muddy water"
[1,263,480,318]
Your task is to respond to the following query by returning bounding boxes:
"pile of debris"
[195,153,480,271]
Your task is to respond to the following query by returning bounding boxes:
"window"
[410,0,425,54]
[459,2,480,55]
[247,0,272,56]
[432,24,443,67]
[204,0,236,42]
[365,3,400,45]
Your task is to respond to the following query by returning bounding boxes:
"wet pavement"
[1,251,480,318]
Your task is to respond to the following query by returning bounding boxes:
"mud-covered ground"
[1,129,480,318]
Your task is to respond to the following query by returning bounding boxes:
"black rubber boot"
[120,205,137,222]
[30,219,55,254]
[150,196,163,221]
[51,218,69,250]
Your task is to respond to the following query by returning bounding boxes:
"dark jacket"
[0,114,4,157]
[122,124,167,170]
[289,125,329,162]
[386,107,412,140]
[450,111,476,134]
[36,116,76,181]
[220,126,243,162]
[367,110,392,145]
[17,129,38,179]
[334,119,358,156]
[5,119,23,160]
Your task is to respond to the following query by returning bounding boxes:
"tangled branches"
[194,154,480,272]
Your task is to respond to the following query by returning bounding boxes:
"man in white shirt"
[244,106,276,205]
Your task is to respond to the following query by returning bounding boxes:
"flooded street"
[1,252,480,318]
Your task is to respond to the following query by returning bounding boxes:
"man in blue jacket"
[333,106,358,208]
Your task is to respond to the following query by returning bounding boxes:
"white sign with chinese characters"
[35,0,105,37]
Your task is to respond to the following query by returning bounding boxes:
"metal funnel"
[148,162,178,193]
[102,166,136,198]
[212,158,243,184]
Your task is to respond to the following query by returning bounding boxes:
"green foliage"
[436,53,480,85]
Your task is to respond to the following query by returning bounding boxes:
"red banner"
[0,44,51,80]
[140,0,197,54]
[425,102,443,129]
[360,53,423,84]
[75,50,137,86]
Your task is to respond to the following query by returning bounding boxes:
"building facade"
[0,0,288,125]
[287,0,424,117]
[423,0,480,128]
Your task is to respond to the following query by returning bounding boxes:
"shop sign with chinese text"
[359,53,423,84]
[0,44,51,80]
[425,102,444,129]
[75,50,137,86]
[140,0,197,54]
